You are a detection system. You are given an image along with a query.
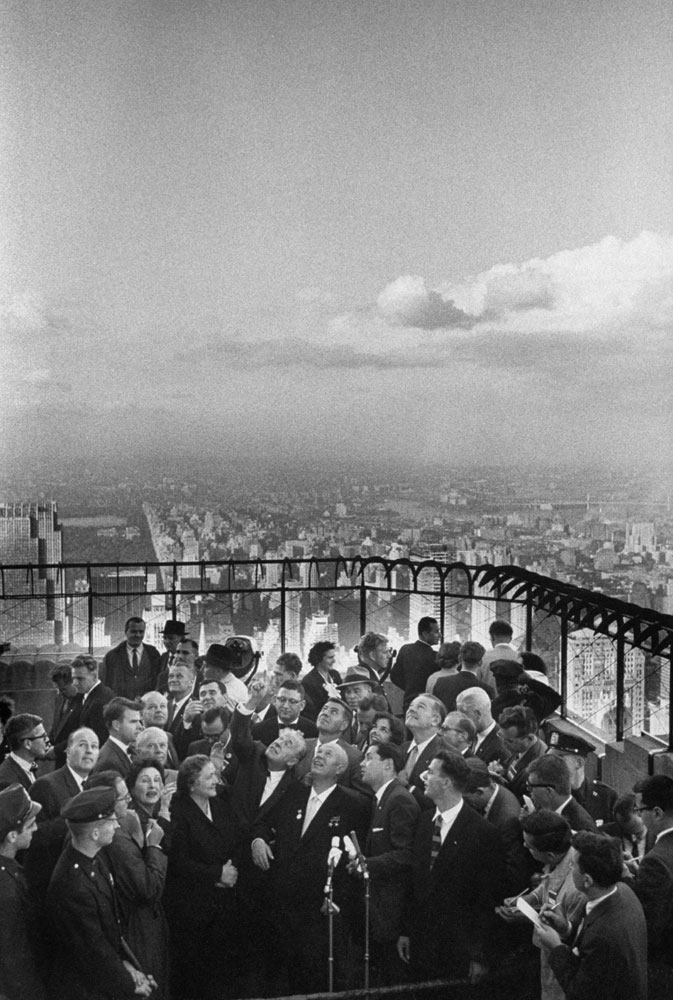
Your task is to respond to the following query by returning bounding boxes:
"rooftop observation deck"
[1,556,672,1000]
[1,556,672,756]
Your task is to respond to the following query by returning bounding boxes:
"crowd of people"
[0,614,672,1000]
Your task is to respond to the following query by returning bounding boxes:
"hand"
[346,858,362,877]
[488,760,504,776]
[183,699,203,724]
[538,906,570,936]
[210,744,225,775]
[122,961,153,997]
[397,936,410,964]
[217,860,238,888]
[246,674,268,710]
[495,905,526,923]
[468,960,488,984]
[159,781,176,818]
[252,838,274,871]
[145,818,164,849]
[534,922,562,952]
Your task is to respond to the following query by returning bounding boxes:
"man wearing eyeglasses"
[525,755,598,833]
[252,680,317,746]
[0,715,51,790]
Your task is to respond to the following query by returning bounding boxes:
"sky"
[1,0,672,477]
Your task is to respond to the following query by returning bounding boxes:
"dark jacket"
[46,844,136,1000]
[390,641,437,711]
[78,682,117,748]
[405,799,506,979]
[101,643,161,701]
[434,671,494,712]
[549,882,648,1000]
[365,779,420,943]
[251,713,317,746]
[634,826,673,964]
[0,856,47,1000]
[0,756,32,791]
[300,667,342,721]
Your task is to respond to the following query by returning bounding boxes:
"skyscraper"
[0,501,64,645]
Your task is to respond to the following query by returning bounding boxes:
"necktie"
[301,793,321,836]
[166,701,175,728]
[631,835,640,859]
[132,649,139,674]
[430,812,443,866]
[404,744,419,779]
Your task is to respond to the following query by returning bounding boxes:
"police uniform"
[45,788,137,1000]
[0,784,46,1000]
[546,726,617,826]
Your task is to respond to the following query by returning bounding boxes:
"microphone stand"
[348,831,371,989]
[322,858,340,993]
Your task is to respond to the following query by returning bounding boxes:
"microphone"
[327,835,342,869]
[349,830,368,872]
[343,835,357,861]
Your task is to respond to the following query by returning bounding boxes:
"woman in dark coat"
[301,641,342,721]
[85,767,170,999]
[165,754,241,1000]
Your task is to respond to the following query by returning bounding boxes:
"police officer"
[46,786,156,998]
[546,724,617,826]
[0,783,45,1000]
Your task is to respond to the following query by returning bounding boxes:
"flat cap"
[0,783,41,839]
[547,725,595,757]
[61,787,116,824]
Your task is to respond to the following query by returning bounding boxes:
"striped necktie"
[430,812,443,866]
[131,649,139,675]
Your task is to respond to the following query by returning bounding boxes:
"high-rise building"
[0,501,64,646]
[565,628,646,739]
[625,522,656,554]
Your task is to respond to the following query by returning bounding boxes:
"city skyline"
[2,1,672,476]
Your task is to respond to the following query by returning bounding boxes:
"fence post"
[560,608,568,718]
[615,631,625,742]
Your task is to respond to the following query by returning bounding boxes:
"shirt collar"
[9,752,32,774]
[655,826,673,844]
[483,783,499,817]
[585,885,618,914]
[433,799,463,825]
[108,735,132,755]
[375,778,395,804]
[66,764,85,791]
[308,784,337,806]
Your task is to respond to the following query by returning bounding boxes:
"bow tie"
[29,762,39,773]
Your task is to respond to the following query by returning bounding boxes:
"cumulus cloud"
[376,275,475,329]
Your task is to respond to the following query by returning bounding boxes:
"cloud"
[0,292,70,336]
[376,275,475,329]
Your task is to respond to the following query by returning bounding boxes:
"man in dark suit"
[440,710,477,756]
[252,679,317,746]
[526,754,598,832]
[456,686,511,768]
[71,654,116,748]
[633,774,673,976]
[355,741,420,984]
[230,683,306,836]
[251,742,369,994]
[537,832,648,1000]
[498,704,547,801]
[398,748,505,983]
[100,616,161,701]
[390,617,441,712]
[46,786,155,998]
[91,698,143,780]
[48,664,80,767]
[400,694,446,809]
[463,756,532,896]
[0,714,50,791]
[165,660,202,761]
[434,640,494,712]
[25,727,100,900]
[155,619,188,691]
[292,698,370,799]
